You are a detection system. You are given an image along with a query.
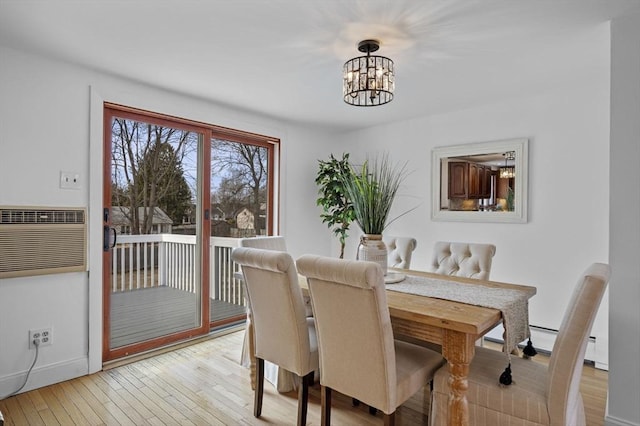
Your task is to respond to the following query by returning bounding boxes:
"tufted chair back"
[383,236,417,269]
[240,235,287,251]
[429,241,496,280]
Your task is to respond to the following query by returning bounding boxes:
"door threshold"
[102,323,245,370]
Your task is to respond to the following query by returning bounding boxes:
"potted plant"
[506,186,515,211]
[315,153,355,259]
[339,153,411,274]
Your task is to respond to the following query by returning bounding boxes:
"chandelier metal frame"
[343,39,395,107]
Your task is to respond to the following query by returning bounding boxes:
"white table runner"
[386,275,531,354]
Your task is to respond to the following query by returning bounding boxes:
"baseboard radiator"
[0,206,87,279]
[485,324,597,363]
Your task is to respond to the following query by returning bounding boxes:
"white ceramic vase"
[357,234,388,275]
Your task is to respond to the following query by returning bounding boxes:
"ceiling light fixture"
[500,151,516,179]
[343,39,394,107]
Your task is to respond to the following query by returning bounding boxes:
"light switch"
[60,171,81,189]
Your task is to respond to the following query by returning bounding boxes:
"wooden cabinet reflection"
[447,161,514,211]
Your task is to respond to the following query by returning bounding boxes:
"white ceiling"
[1,0,639,131]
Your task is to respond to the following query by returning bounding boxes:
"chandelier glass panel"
[343,40,394,106]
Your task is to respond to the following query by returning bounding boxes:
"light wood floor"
[0,332,608,425]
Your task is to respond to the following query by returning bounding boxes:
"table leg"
[441,330,475,426]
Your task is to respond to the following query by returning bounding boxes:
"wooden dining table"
[245,268,536,426]
[312,268,535,426]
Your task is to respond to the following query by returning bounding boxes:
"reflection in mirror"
[431,138,528,223]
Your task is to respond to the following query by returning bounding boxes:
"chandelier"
[343,40,394,106]
[500,151,516,179]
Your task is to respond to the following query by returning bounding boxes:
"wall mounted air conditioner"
[0,206,87,279]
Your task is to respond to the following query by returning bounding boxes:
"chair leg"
[254,357,264,418]
[352,398,376,415]
[321,386,331,426]
[383,411,396,426]
[297,371,314,426]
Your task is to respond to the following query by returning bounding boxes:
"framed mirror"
[431,138,528,223]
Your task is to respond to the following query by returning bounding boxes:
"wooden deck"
[111,287,246,348]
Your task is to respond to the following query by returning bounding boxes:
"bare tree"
[111,118,196,234]
[212,169,250,217]
[211,139,268,232]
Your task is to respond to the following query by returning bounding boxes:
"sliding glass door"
[103,105,208,361]
[208,135,273,328]
[102,103,279,361]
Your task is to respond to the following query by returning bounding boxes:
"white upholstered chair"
[240,235,287,251]
[231,247,319,426]
[429,263,610,426]
[384,236,418,269]
[238,236,301,393]
[429,241,496,280]
[428,241,497,347]
[297,254,445,426]
[240,236,313,316]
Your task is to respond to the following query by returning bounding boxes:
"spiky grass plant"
[340,154,410,235]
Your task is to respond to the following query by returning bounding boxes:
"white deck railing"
[111,234,244,307]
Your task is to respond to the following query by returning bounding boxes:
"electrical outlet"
[29,327,53,349]
[60,171,81,189]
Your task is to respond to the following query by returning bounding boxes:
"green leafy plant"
[339,153,411,235]
[315,153,355,259]
[507,186,515,211]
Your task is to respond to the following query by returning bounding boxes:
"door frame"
[89,91,280,369]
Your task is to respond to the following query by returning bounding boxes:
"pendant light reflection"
[500,151,516,179]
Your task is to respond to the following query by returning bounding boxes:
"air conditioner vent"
[0,207,87,279]
[0,208,85,225]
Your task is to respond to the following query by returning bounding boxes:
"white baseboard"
[484,324,607,370]
[605,414,640,426]
[0,356,88,397]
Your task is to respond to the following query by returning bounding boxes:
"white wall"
[336,24,611,366]
[277,125,345,259]
[1,48,95,394]
[608,11,640,426]
[0,46,334,395]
